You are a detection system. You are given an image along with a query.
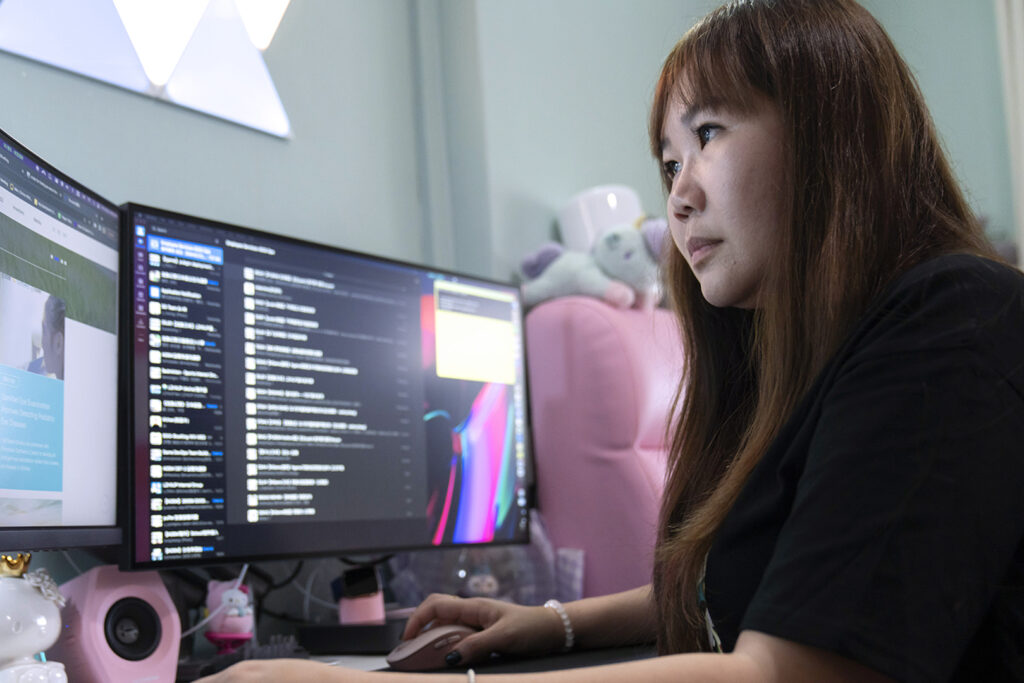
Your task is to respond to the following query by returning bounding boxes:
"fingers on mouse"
[386,624,477,671]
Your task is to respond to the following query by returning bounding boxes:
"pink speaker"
[47,565,180,683]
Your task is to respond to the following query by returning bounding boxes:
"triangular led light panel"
[234,0,290,51]
[0,0,149,92]
[164,0,290,137]
[112,0,210,87]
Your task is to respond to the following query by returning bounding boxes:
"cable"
[304,563,321,621]
[290,583,337,611]
[259,561,305,597]
[253,561,303,625]
[61,550,82,575]
[232,564,249,589]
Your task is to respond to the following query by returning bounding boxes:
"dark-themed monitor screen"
[124,205,531,568]
[0,128,121,551]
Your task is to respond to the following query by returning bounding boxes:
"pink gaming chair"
[526,296,681,598]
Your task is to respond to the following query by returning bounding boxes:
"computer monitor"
[122,204,532,569]
[0,128,121,552]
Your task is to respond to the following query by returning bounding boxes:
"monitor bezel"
[0,126,123,554]
[119,202,536,571]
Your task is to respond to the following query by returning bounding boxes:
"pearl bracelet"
[543,599,575,651]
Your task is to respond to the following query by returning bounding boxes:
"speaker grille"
[104,597,163,661]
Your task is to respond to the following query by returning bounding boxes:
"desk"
[180,653,389,679]
[315,654,388,670]
[452,645,657,674]
[316,644,656,674]
[181,645,655,679]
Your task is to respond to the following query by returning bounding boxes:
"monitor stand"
[296,618,408,655]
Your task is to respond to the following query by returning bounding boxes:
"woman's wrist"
[529,602,566,655]
[543,599,575,652]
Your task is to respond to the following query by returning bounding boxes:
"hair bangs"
[649,2,774,178]
[676,12,769,117]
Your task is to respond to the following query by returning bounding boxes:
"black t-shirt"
[705,254,1024,682]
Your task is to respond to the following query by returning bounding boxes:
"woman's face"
[660,94,788,309]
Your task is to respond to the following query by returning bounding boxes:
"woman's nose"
[669,165,704,220]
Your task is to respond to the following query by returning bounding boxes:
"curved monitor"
[122,204,532,569]
[0,128,121,552]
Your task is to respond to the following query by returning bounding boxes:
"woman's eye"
[663,160,681,179]
[695,124,720,147]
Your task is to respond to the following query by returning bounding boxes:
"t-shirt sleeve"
[740,265,1024,682]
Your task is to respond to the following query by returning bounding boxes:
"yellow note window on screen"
[434,282,516,385]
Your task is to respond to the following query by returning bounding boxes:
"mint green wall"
[448,0,1014,280]
[450,0,717,278]
[862,0,1013,241]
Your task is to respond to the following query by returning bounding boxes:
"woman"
[200,0,1024,680]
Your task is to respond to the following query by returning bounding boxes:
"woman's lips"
[687,237,721,264]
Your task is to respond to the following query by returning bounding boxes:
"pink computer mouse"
[386,624,477,671]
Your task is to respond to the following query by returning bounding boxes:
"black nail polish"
[445,651,463,666]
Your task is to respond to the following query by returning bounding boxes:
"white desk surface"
[314,654,388,671]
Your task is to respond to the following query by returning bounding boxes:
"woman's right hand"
[400,593,567,667]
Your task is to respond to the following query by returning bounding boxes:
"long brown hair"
[649,0,996,653]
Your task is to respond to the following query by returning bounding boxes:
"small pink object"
[204,631,254,655]
[338,591,385,626]
[204,580,254,653]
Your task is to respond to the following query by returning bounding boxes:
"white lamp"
[557,185,644,252]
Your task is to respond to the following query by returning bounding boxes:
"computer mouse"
[385,623,477,671]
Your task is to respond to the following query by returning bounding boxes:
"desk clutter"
[175,635,308,681]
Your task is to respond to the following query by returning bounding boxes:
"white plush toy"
[520,218,668,309]
[0,566,68,683]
